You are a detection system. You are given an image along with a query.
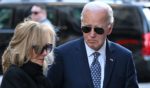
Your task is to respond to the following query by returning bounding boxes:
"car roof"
[0,2,145,7]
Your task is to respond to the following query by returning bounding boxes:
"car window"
[47,6,82,33]
[47,7,57,26]
[143,7,150,30]
[71,7,82,23]
[108,6,143,53]
[113,6,142,32]
[0,8,13,29]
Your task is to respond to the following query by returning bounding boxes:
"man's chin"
[87,44,95,49]
[87,42,96,46]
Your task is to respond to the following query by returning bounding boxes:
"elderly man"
[48,1,139,88]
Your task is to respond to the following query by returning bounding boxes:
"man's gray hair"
[81,1,114,24]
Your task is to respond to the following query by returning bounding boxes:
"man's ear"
[107,23,113,35]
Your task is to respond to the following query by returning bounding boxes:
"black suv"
[0,2,150,82]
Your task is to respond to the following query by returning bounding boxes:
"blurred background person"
[1,20,56,88]
[31,4,54,30]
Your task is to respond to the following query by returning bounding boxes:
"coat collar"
[74,37,94,88]
[103,40,116,88]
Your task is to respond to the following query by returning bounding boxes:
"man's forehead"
[31,6,42,11]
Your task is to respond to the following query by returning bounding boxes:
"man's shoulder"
[108,41,132,54]
[57,37,83,49]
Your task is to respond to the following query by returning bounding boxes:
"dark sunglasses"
[31,11,40,15]
[81,26,104,34]
[32,44,53,54]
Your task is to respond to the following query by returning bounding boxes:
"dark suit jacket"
[47,37,139,88]
[1,61,52,88]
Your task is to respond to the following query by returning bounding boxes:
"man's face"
[81,9,112,51]
[31,6,44,22]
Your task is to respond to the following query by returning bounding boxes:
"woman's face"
[29,24,54,66]
[30,43,53,66]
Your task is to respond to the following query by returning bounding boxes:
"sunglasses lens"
[32,44,53,54]
[82,26,104,34]
[40,44,53,54]
[81,26,91,33]
[32,12,39,15]
[94,27,104,34]
[32,45,40,54]
[47,44,53,53]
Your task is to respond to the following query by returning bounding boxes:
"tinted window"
[47,7,57,26]
[0,8,13,29]
[143,7,150,30]
[108,6,143,53]
[113,6,142,32]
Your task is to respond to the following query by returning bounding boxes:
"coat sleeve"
[125,53,139,88]
[47,48,64,88]
[0,67,30,88]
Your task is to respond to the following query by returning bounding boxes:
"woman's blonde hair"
[2,20,56,73]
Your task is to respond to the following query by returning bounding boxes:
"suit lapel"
[103,41,116,88]
[75,38,116,88]
[75,37,94,88]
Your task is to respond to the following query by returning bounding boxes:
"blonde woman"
[1,20,55,88]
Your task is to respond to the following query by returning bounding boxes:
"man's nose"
[89,28,96,37]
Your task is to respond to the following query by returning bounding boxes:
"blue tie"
[90,52,101,88]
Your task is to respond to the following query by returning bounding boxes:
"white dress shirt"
[85,40,106,88]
